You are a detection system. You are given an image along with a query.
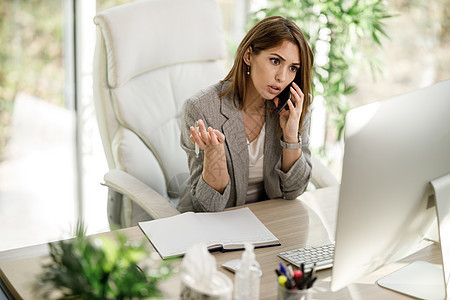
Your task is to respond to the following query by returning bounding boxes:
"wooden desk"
[0,186,442,299]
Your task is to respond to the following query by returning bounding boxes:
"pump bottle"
[234,243,262,300]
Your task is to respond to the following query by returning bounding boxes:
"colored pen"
[310,263,317,279]
[277,262,317,291]
[293,270,303,285]
[286,264,295,279]
[279,262,288,277]
[278,275,287,288]
[286,264,297,289]
[307,276,317,289]
[297,276,306,290]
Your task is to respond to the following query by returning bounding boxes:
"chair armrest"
[310,155,339,188]
[103,169,180,219]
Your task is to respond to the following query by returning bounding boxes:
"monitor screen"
[330,79,450,297]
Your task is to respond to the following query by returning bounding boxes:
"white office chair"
[93,0,227,228]
[93,0,338,228]
[310,155,338,189]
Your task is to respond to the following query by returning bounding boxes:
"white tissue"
[180,243,233,297]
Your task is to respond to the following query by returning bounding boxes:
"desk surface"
[0,186,442,299]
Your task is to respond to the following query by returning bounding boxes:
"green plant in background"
[0,1,64,160]
[248,0,394,140]
[35,223,173,299]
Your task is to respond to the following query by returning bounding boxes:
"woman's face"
[245,40,300,101]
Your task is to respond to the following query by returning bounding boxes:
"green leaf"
[247,0,395,144]
[372,31,381,45]
[35,222,173,299]
[344,85,357,95]
[98,236,119,272]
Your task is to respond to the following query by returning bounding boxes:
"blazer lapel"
[264,102,282,196]
[220,85,248,206]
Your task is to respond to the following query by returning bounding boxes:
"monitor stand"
[377,173,450,300]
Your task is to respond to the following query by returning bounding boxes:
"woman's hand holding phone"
[275,84,292,114]
[276,81,304,142]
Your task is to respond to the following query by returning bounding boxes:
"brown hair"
[221,16,314,132]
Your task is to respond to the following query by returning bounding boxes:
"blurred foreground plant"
[35,223,172,299]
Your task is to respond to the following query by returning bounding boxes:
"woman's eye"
[290,66,298,72]
[270,58,280,65]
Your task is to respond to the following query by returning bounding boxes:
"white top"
[246,124,265,203]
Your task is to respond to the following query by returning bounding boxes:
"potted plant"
[35,223,172,299]
[248,0,395,141]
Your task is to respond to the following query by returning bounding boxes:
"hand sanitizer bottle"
[234,243,262,300]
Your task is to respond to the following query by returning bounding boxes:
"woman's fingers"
[190,126,205,147]
[214,130,226,143]
[278,82,304,135]
[209,127,218,145]
[208,128,226,145]
[274,97,280,109]
[198,119,210,143]
[288,82,304,114]
[190,119,225,149]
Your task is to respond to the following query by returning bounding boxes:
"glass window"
[0,1,75,250]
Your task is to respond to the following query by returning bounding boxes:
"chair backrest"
[93,0,226,225]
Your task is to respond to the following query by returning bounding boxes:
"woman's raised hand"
[189,119,225,151]
[189,119,229,193]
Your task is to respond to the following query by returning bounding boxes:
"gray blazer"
[177,81,312,212]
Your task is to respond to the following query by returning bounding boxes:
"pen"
[297,276,306,290]
[286,264,295,279]
[279,262,288,277]
[286,264,296,288]
[194,121,199,158]
[276,262,317,291]
[307,276,317,289]
[278,275,287,288]
[310,263,316,281]
[293,270,302,285]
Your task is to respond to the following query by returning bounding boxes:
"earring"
[246,65,250,76]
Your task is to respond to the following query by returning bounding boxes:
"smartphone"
[276,83,292,114]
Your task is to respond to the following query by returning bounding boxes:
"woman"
[178,16,314,212]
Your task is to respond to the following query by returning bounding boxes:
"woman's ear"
[243,46,252,65]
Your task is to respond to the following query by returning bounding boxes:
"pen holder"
[180,271,233,300]
[277,285,312,300]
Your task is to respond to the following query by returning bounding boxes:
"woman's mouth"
[268,85,281,94]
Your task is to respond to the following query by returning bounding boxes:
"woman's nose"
[275,68,287,83]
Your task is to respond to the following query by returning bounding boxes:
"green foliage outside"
[0,0,134,161]
[36,223,173,299]
[0,0,396,158]
[0,1,64,160]
[248,0,394,141]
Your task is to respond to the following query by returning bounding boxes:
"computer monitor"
[330,79,450,299]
